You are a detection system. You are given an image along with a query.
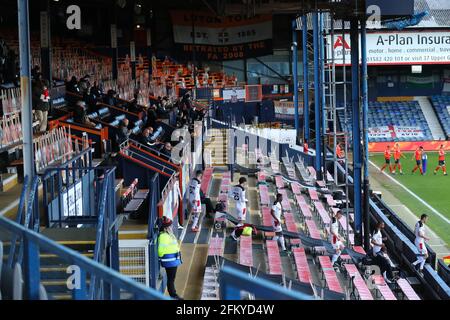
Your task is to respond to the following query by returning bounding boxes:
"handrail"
[125,139,171,162]
[129,141,179,169]
[119,150,174,178]
[7,175,29,268]
[0,216,169,300]
[121,145,177,174]
[89,171,112,299]
[219,266,315,300]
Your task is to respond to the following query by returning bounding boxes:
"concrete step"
[0,173,18,192]
[415,96,445,140]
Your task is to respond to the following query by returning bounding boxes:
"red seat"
[308,189,319,201]
[259,185,270,205]
[318,256,343,293]
[325,194,336,207]
[275,176,284,189]
[313,201,331,226]
[283,212,300,245]
[291,182,302,195]
[397,278,420,300]
[266,240,283,275]
[299,203,313,220]
[344,264,374,300]
[293,247,311,283]
[305,220,321,239]
[262,206,275,237]
[372,275,397,300]
[200,168,214,195]
[277,189,292,212]
[239,236,253,267]
[208,236,224,257]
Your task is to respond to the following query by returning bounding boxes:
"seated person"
[104,89,117,106]
[138,127,161,147]
[74,101,96,128]
[146,104,158,128]
[160,142,173,158]
[116,118,131,146]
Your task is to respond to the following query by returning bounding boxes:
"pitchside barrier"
[336,162,450,300]
[369,141,450,153]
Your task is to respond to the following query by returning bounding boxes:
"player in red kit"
[412,146,424,175]
[392,143,405,175]
[434,144,447,176]
[380,145,393,173]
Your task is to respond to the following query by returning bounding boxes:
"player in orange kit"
[434,144,447,176]
[380,145,393,173]
[412,146,424,175]
[392,143,405,175]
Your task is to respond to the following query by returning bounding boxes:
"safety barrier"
[0,216,169,300]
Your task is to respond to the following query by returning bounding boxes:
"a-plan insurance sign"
[328,30,450,66]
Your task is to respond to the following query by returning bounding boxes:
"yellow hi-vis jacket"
[158,231,182,268]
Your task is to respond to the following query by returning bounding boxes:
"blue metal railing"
[0,216,170,300]
[219,266,315,300]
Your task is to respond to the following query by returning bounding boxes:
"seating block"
[259,185,270,206]
[298,203,313,220]
[257,171,266,184]
[293,247,311,283]
[284,212,300,245]
[313,201,331,227]
[308,189,319,202]
[344,264,374,300]
[262,207,275,237]
[275,176,284,189]
[239,236,253,267]
[318,256,343,293]
[372,275,397,300]
[266,240,283,275]
[397,279,420,300]
[291,182,302,195]
[325,194,336,207]
[307,166,316,178]
[277,189,292,212]
[305,220,321,239]
[208,236,224,257]
[200,168,214,195]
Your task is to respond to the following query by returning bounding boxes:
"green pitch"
[370,152,450,246]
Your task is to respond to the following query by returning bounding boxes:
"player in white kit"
[188,170,203,232]
[271,193,286,251]
[412,214,430,274]
[329,210,344,269]
[230,177,248,240]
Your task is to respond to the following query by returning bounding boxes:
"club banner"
[170,11,273,60]
[274,100,303,121]
[368,126,393,139]
[328,31,450,66]
[368,125,424,140]
[393,126,424,139]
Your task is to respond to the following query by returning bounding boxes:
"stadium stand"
[338,101,434,141]
[430,95,450,139]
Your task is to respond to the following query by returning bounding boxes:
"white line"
[369,160,450,225]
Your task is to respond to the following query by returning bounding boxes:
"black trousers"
[374,253,394,280]
[201,197,215,215]
[165,267,178,297]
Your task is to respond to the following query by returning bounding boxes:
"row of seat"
[338,101,434,142]
[430,95,450,138]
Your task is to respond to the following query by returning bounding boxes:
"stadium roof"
[296,0,450,30]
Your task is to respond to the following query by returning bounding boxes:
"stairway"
[39,228,97,300]
[205,128,229,166]
[415,96,446,140]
